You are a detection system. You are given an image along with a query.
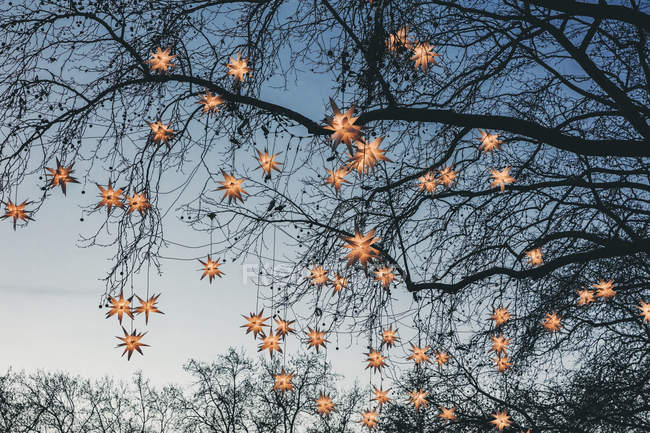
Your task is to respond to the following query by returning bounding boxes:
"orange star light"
[227,51,252,82]
[490,334,510,355]
[308,265,330,287]
[1,200,33,229]
[273,369,294,393]
[217,170,248,204]
[96,182,124,212]
[325,167,350,192]
[637,300,650,323]
[365,349,388,372]
[435,351,450,366]
[126,191,150,216]
[342,229,381,268]
[256,150,282,176]
[133,294,164,325]
[411,42,439,71]
[374,266,395,288]
[407,343,431,365]
[197,91,224,116]
[439,406,457,422]
[45,158,79,195]
[275,317,296,338]
[360,408,379,430]
[306,327,328,352]
[479,130,503,154]
[577,289,595,306]
[146,46,176,72]
[418,171,438,193]
[324,98,362,153]
[387,26,412,52]
[526,248,543,266]
[490,167,515,192]
[346,137,392,175]
[494,355,512,373]
[315,393,336,416]
[382,325,399,348]
[490,411,512,431]
[332,273,349,295]
[105,292,134,324]
[258,329,282,358]
[408,389,429,411]
[198,255,224,283]
[148,121,174,146]
[116,327,148,360]
[437,166,457,187]
[542,312,562,333]
[491,307,511,326]
[241,310,270,338]
[372,386,391,407]
[593,279,616,299]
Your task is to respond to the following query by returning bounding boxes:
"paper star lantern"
[346,137,392,175]
[126,191,150,216]
[407,343,431,365]
[273,368,294,393]
[490,334,510,355]
[593,279,616,299]
[332,273,349,295]
[133,294,164,325]
[542,312,562,333]
[148,121,174,146]
[1,200,33,229]
[374,266,395,288]
[387,26,412,52]
[96,182,124,212]
[342,229,381,268]
[382,325,399,348]
[439,406,457,422]
[408,389,429,411]
[315,393,336,416]
[105,292,134,324]
[494,355,512,373]
[365,349,388,372]
[146,46,176,72]
[275,317,296,338]
[434,351,450,366]
[490,411,512,431]
[308,265,330,287]
[418,171,438,193]
[410,42,439,70]
[116,327,148,360]
[241,310,270,338]
[577,289,595,306]
[198,255,224,283]
[256,150,282,176]
[197,91,224,116]
[258,329,282,358]
[491,307,511,326]
[45,158,79,195]
[227,51,252,82]
[637,300,650,323]
[526,248,543,266]
[479,130,503,154]
[360,408,379,430]
[372,386,391,407]
[325,167,350,192]
[305,327,328,352]
[217,170,248,204]
[324,98,362,153]
[437,166,457,187]
[490,167,515,192]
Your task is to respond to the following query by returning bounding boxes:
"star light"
[133,294,164,325]
[148,121,174,146]
[360,408,379,430]
[324,98,362,153]
[227,51,252,82]
[542,312,562,333]
[315,393,336,416]
[365,349,388,372]
[241,310,270,338]
[479,130,503,154]
[325,167,350,191]
[126,191,150,216]
[577,289,595,306]
[198,255,224,283]
[45,158,79,195]
[494,355,512,373]
[435,351,450,366]
[306,327,328,352]
[387,26,412,52]
[342,229,381,268]
[332,273,349,295]
[407,343,431,365]
[439,406,457,422]
[1,200,33,229]
[408,389,429,411]
[146,46,176,72]
[275,317,296,338]
[257,150,282,176]
[273,369,294,393]
[410,42,439,70]
[217,170,248,204]
[418,171,438,193]
[490,167,515,192]
[437,166,457,187]
[491,307,511,326]
[105,292,133,324]
[593,279,616,299]
[382,325,399,348]
[308,265,330,287]
[490,411,512,431]
[526,248,543,266]
[637,300,650,323]
[346,137,392,175]
[258,329,282,358]
[490,334,510,355]
[116,327,148,360]
[374,266,395,288]
[197,91,224,116]
[96,182,124,212]
[372,386,391,407]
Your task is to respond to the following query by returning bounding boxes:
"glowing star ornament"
[217,170,248,204]
[275,317,296,338]
[490,411,512,431]
[305,327,328,352]
[418,171,438,193]
[408,343,431,365]
[133,294,164,325]
[365,349,388,372]
[593,279,616,299]
[435,351,450,366]
[542,312,562,333]
[227,51,252,82]
[258,329,282,358]
[491,307,511,326]
[439,406,457,422]
[198,256,224,283]
[526,248,543,266]
[325,167,350,192]
[45,158,79,195]
[315,393,336,416]
[197,91,224,116]
[479,130,503,154]
[374,266,395,288]
[273,369,294,393]
[96,182,124,212]
[408,389,429,411]
[438,166,457,187]
[241,310,270,338]
[494,355,512,373]
[342,229,381,268]
[490,167,515,192]
[382,325,399,348]
[324,99,362,153]
[116,327,148,360]
[146,46,176,72]
[256,150,282,176]
[308,265,330,287]
[577,289,595,306]
[332,273,349,295]
[637,300,650,323]
[105,292,134,324]
[490,334,510,355]
[360,408,379,430]
[126,191,150,216]
[1,200,33,229]
[410,42,439,71]
[148,121,174,146]
[387,26,412,52]
[372,386,391,407]
[346,137,392,175]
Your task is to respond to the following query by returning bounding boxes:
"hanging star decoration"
[342,229,381,268]
[479,130,503,154]
[197,91,224,116]
[542,312,562,333]
[325,167,350,192]
[45,158,79,195]
[275,318,296,338]
[490,334,510,355]
[324,98,362,153]
[257,150,282,176]
[148,121,174,146]
[258,329,282,357]
[273,369,294,393]
[146,46,176,72]
[593,279,616,299]
[96,182,124,212]
[105,292,134,324]
[346,137,392,175]
[408,389,429,411]
[305,327,328,352]
[526,248,543,266]
[382,325,399,348]
[577,288,595,306]
[308,265,330,287]
[227,51,252,82]
[435,351,450,366]
[133,294,164,325]
[372,386,391,407]
[491,306,511,326]
[332,273,349,295]
[407,343,431,365]
[418,171,438,193]
[490,411,512,431]
[490,167,515,192]
[365,349,388,372]
[437,166,457,187]
[1,200,33,229]
[315,393,336,416]
[198,256,224,282]
[374,266,395,288]
[494,355,512,373]
[637,300,650,323]
[387,26,412,52]
[126,191,150,216]
[439,406,457,422]
[410,42,439,70]
[241,310,270,338]
[360,408,379,430]
[217,170,248,204]
[116,327,148,360]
